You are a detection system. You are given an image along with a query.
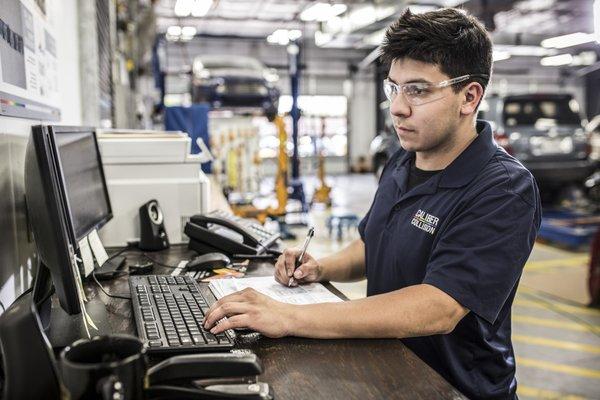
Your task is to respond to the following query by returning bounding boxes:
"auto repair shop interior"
[0,1,599,399]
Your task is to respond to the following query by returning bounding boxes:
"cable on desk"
[106,242,138,261]
[92,271,131,300]
[142,253,182,269]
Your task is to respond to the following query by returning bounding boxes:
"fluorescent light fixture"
[267,29,290,46]
[314,30,332,47]
[407,5,437,14]
[181,26,197,36]
[300,3,347,22]
[375,6,396,20]
[191,0,213,17]
[325,16,343,33]
[167,25,182,36]
[330,4,348,17]
[288,29,302,41]
[362,28,386,47]
[174,0,193,17]
[349,5,377,30]
[267,29,302,45]
[494,44,557,57]
[540,53,573,66]
[595,0,600,43]
[301,3,330,21]
[492,50,511,62]
[541,32,595,48]
[571,51,597,66]
[443,0,469,6]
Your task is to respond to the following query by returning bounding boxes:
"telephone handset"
[184,210,280,257]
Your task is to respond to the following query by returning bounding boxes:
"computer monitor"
[25,125,113,314]
[24,126,83,315]
[51,126,112,244]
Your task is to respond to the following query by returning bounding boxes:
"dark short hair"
[380,8,492,92]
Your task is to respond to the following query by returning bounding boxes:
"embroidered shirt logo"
[411,209,439,235]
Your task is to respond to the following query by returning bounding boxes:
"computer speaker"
[139,200,170,251]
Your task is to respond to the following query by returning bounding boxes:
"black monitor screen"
[54,130,112,241]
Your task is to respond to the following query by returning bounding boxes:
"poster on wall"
[0,0,60,120]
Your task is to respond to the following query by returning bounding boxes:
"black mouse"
[185,252,231,271]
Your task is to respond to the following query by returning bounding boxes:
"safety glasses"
[383,74,488,106]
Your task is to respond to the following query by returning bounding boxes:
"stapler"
[145,352,274,399]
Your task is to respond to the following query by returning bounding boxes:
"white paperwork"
[88,229,109,266]
[78,236,95,276]
[209,276,343,305]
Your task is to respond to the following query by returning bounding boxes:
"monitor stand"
[34,262,112,349]
[45,296,112,349]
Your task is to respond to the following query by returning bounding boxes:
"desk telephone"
[184,210,281,257]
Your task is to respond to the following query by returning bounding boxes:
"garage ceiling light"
[191,0,213,17]
[362,28,386,47]
[349,5,377,30]
[314,30,332,47]
[174,0,212,17]
[174,0,193,17]
[267,29,302,46]
[288,30,302,41]
[167,26,182,36]
[407,5,438,14]
[540,53,573,66]
[541,32,595,48]
[494,44,557,57]
[492,50,511,62]
[442,0,469,6]
[300,3,347,22]
[181,26,197,36]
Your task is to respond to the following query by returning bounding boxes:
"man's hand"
[274,248,322,286]
[203,288,295,338]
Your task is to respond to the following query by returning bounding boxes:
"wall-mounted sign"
[0,0,60,120]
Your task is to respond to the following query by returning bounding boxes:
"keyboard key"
[149,340,163,347]
[180,337,192,346]
[192,335,206,345]
[205,333,218,344]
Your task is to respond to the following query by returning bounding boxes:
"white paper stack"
[209,276,343,305]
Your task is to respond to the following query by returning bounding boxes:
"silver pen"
[288,227,315,287]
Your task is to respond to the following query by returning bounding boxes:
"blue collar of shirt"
[394,120,497,189]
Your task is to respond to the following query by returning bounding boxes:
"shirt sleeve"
[423,190,540,324]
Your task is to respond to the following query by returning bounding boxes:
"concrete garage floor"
[278,174,599,400]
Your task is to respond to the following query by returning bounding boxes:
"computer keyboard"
[129,275,235,354]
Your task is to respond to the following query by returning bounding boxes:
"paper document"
[78,237,95,276]
[209,276,343,305]
[88,229,109,266]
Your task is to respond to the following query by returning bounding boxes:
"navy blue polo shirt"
[359,120,541,400]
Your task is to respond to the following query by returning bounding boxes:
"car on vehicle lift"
[191,55,280,116]
[483,93,595,201]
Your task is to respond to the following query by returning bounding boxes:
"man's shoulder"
[474,148,539,207]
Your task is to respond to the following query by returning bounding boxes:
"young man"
[204,8,541,399]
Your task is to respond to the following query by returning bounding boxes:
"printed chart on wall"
[0,0,60,120]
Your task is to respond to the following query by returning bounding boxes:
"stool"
[326,213,360,240]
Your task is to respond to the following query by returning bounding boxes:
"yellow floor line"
[513,315,600,335]
[524,255,589,271]
[514,298,600,317]
[513,334,600,355]
[518,385,589,400]
[517,357,600,379]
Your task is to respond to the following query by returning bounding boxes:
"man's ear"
[460,82,484,116]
